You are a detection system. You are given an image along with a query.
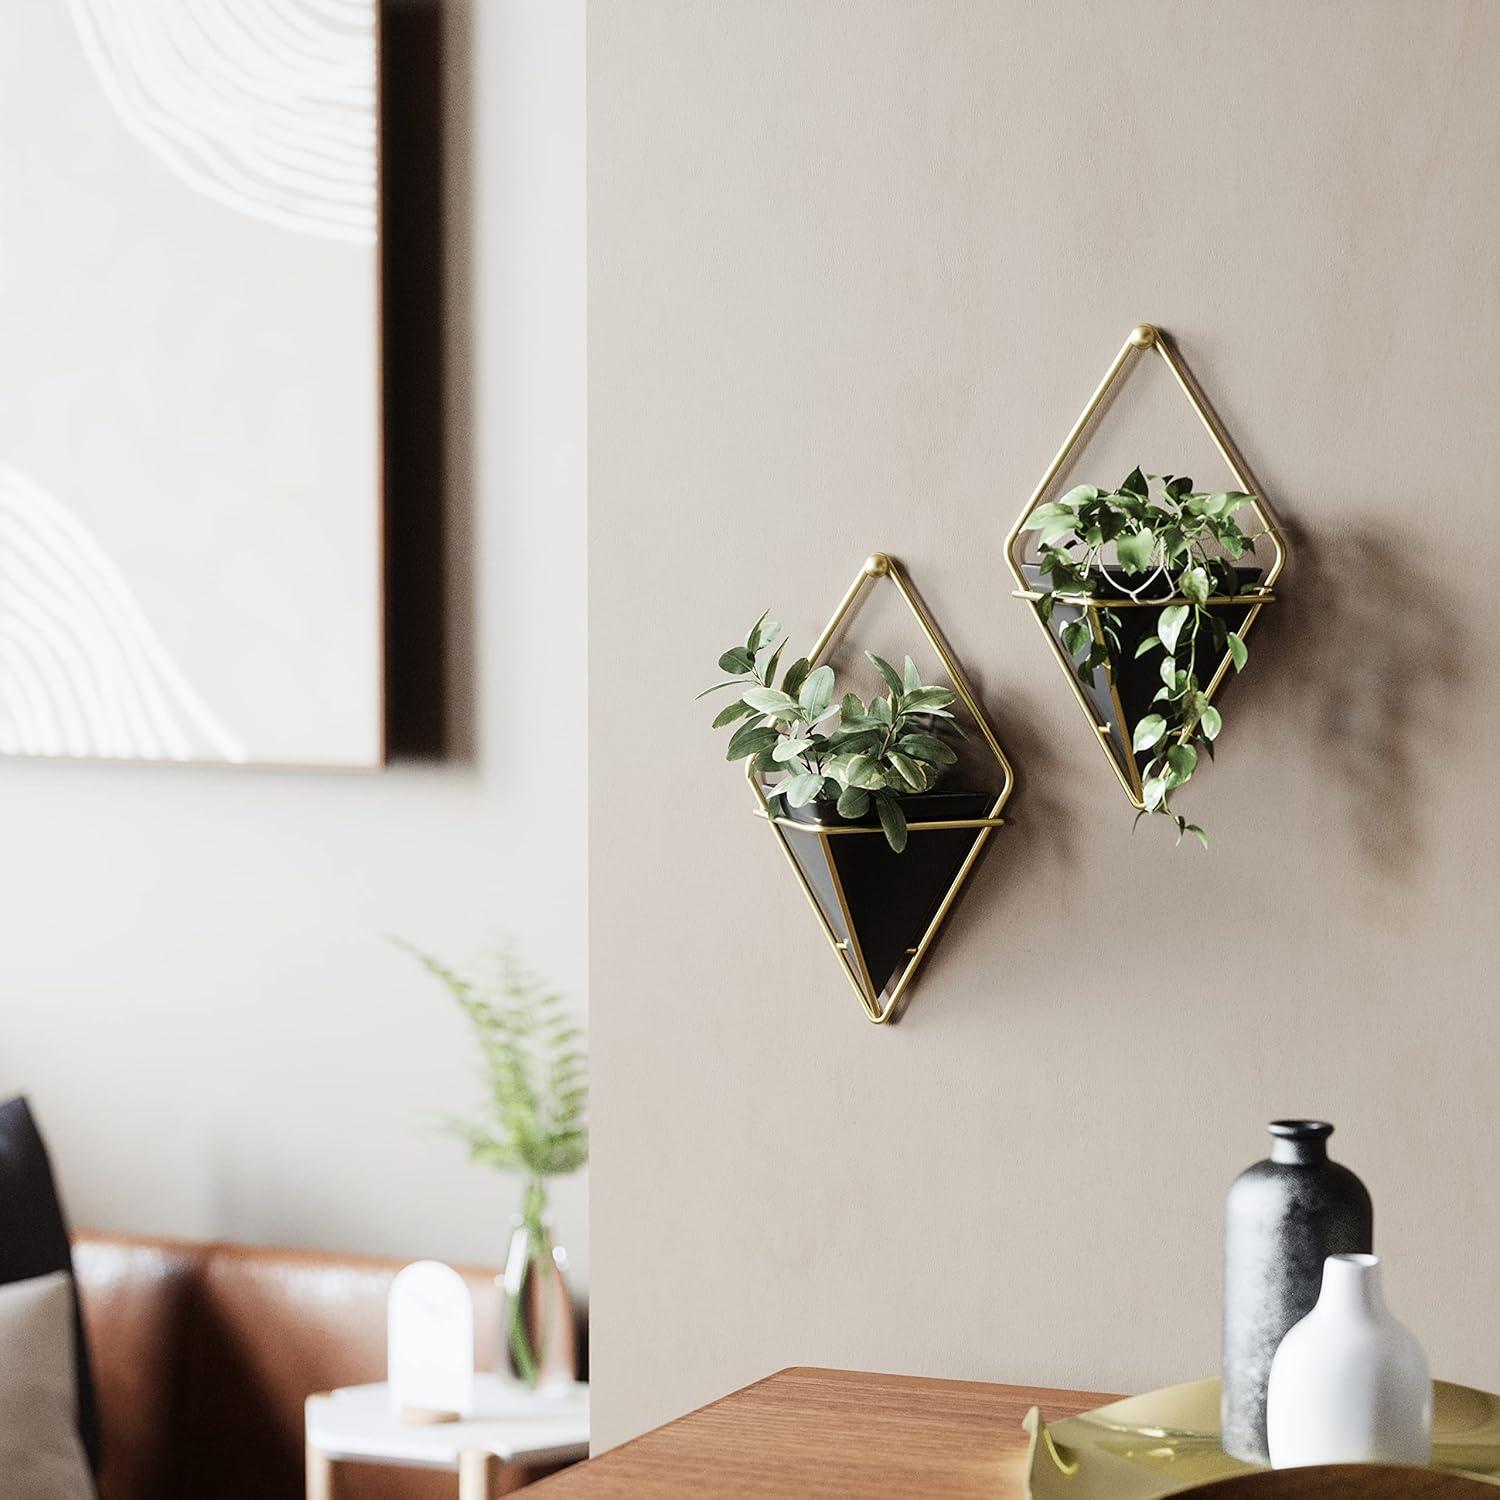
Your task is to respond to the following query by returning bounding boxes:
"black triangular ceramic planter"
[1023,564,1262,774]
[775,788,993,1002]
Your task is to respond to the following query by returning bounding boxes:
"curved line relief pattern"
[64,0,376,243]
[0,464,246,762]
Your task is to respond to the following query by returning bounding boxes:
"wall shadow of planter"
[1004,325,1289,819]
[748,555,1014,1026]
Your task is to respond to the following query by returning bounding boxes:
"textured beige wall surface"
[0,1,588,1281]
[588,0,1500,1450]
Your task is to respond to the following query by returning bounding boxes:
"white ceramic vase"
[1266,1253,1431,1469]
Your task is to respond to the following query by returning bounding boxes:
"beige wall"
[0,0,588,1283]
[589,0,1500,1450]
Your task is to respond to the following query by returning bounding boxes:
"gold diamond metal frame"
[747,553,1014,1026]
[1003,323,1289,809]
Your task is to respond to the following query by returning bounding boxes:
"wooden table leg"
[458,1448,498,1500]
[305,1441,336,1500]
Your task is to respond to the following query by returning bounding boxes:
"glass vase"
[498,1181,576,1391]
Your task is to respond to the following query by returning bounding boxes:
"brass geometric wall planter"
[1003,324,1288,811]
[748,554,1014,1025]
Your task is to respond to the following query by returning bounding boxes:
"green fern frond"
[399,939,589,1183]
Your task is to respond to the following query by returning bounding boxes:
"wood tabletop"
[527,1366,1117,1497]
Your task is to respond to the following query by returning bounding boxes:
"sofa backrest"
[72,1231,557,1500]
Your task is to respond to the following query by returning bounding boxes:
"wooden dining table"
[527,1366,1490,1498]
[527,1366,1107,1497]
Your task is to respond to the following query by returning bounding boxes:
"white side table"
[305,1374,589,1499]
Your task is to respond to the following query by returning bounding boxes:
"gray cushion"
[0,1271,94,1499]
[0,1097,99,1468]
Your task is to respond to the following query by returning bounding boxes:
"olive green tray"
[1023,1378,1500,1498]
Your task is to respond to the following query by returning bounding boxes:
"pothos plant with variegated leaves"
[1023,466,1267,846]
[698,612,963,852]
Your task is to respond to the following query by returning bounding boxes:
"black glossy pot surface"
[773,787,993,1000]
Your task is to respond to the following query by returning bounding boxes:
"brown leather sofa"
[72,1230,583,1500]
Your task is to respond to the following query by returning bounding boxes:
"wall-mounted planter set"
[747,553,1014,1025]
[713,325,1288,1025]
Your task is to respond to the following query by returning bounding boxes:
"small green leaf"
[1181,566,1211,605]
[901,686,955,712]
[1185,822,1209,849]
[712,699,755,728]
[897,732,957,765]
[726,724,778,762]
[1165,743,1198,787]
[1142,776,1167,810]
[887,751,927,791]
[1133,634,1162,659]
[782,657,811,697]
[1059,484,1100,508]
[777,772,825,807]
[902,656,922,693]
[874,792,908,853]
[744,610,771,651]
[844,753,880,788]
[798,665,836,721]
[718,647,755,674]
[826,729,881,756]
[1226,632,1249,671]
[840,692,865,722]
[1158,604,1190,655]
[752,617,782,652]
[867,653,904,697]
[1119,467,1148,498]
[1132,714,1167,753]
[742,686,800,718]
[771,736,813,763]
[1026,499,1077,526]
[1060,618,1092,658]
[1115,528,1154,574]
[762,639,785,686]
[1199,704,1223,741]
[836,785,870,819]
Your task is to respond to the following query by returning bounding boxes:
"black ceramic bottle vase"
[1221,1120,1373,1463]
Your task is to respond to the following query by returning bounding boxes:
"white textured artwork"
[64,0,377,243]
[0,0,381,765]
[0,464,245,761]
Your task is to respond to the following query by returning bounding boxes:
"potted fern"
[404,944,586,1391]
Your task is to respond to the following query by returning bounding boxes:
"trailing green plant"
[400,941,586,1385]
[1023,467,1267,846]
[698,612,963,852]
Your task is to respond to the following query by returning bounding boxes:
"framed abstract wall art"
[0,0,382,765]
